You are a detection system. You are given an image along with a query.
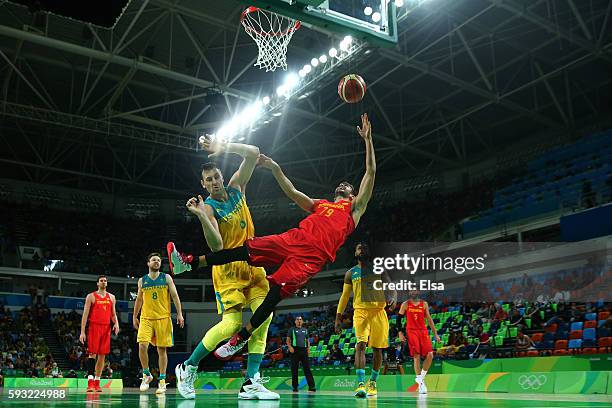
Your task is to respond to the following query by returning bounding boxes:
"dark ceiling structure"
[1,0,611,200]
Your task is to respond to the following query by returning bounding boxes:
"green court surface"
[2,389,612,407]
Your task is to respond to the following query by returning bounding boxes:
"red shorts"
[246,229,327,298]
[87,323,110,355]
[407,330,433,356]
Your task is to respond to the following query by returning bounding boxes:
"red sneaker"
[86,378,95,393]
[94,379,102,392]
[166,242,193,276]
[214,333,247,360]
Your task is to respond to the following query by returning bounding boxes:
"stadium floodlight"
[372,12,382,23]
[276,85,286,96]
[339,40,350,51]
[319,54,328,63]
[310,57,319,67]
[395,0,404,6]
[328,47,338,57]
[285,72,299,90]
[262,95,270,105]
[298,69,306,77]
[303,64,312,74]
[343,35,353,45]
[272,112,282,117]
[364,6,373,16]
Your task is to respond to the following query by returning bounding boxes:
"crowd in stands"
[0,305,57,378]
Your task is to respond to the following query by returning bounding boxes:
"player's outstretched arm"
[79,294,93,344]
[335,270,353,333]
[424,301,440,343]
[199,136,260,193]
[132,278,144,330]
[257,153,316,212]
[166,274,185,328]
[352,113,375,225]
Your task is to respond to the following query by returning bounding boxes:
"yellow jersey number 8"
[152,292,157,300]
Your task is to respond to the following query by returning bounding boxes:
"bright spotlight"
[364,6,373,16]
[298,69,306,77]
[310,57,319,67]
[276,85,286,96]
[372,12,381,23]
[339,40,350,51]
[303,64,312,74]
[343,35,353,44]
[319,54,328,63]
[328,47,338,57]
[285,72,299,90]
[262,95,270,105]
[395,0,404,6]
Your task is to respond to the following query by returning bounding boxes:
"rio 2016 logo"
[518,374,547,390]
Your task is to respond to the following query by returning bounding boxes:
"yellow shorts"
[212,261,269,314]
[354,308,389,349]
[137,317,173,347]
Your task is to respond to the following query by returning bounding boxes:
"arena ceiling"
[1,0,611,199]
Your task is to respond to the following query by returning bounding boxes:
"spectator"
[515,330,535,352]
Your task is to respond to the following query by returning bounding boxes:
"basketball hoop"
[241,6,301,72]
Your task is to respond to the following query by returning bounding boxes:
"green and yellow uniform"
[137,272,173,347]
[350,265,389,349]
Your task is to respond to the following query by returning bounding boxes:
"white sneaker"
[417,376,427,394]
[155,379,167,394]
[238,373,280,400]
[140,374,153,392]
[214,333,247,360]
[175,362,198,399]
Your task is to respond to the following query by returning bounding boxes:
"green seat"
[495,336,504,347]
[348,349,355,356]
[509,327,518,338]
[483,323,491,333]
[502,303,510,313]
[525,318,532,328]
[551,303,558,312]
[366,347,373,355]
[401,317,406,326]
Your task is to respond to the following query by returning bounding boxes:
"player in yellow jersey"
[335,243,396,398]
[169,137,277,400]
[133,253,184,394]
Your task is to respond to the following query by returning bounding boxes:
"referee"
[286,316,316,392]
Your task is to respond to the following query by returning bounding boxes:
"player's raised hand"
[177,313,185,328]
[256,153,278,171]
[79,332,86,345]
[199,135,225,158]
[186,195,207,217]
[132,316,140,330]
[356,113,371,141]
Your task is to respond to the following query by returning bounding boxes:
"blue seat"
[583,328,596,341]
[598,320,607,328]
[570,322,583,331]
[568,339,582,349]
[597,328,611,338]
[585,313,597,321]
[583,340,597,348]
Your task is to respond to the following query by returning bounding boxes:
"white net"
[241,7,300,72]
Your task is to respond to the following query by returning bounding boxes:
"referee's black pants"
[291,347,315,391]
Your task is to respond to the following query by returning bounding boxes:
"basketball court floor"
[2,389,611,407]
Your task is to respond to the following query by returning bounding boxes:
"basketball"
[338,74,367,103]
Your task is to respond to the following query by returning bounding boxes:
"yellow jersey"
[141,272,171,320]
[350,265,387,310]
[205,186,255,249]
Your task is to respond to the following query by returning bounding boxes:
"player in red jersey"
[396,291,440,394]
[168,113,376,360]
[79,275,119,393]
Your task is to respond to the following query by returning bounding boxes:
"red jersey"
[405,301,427,331]
[88,291,112,325]
[298,199,355,261]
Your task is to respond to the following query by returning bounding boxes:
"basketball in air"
[338,74,366,103]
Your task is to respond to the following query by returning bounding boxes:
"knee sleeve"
[202,311,243,351]
[248,297,273,354]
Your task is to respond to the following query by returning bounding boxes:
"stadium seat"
[545,324,558,333]
[527,350,539,357]
[583,328,596,341]
[531,333,544,342]
[568,339,582,349]
[583,320,597,329]
[598,328,611,338]
[598,319,607,327]
[553,349,568,356]
[569,330,583,340]
[598,311,610,320]
[554,340,568,350]
[585,312,597,321]
[598,337,612,348]
[582,340,597,348]
[570,322,583,331]
[582,348,598,354]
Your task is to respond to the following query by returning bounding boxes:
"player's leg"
[86,353,96,392]
[367,309,389,397]
[155,317,174,394]
[353,308,368,398]
[94,354,105,392]
[156,347,167,394]
[239,279,279,400]
[136,318,154,391]
[176,310,243,399]
[416,331,434,394]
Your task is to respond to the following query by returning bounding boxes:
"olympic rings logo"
[518,374,547,390]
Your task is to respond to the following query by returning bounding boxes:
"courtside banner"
[365,239,611,303]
